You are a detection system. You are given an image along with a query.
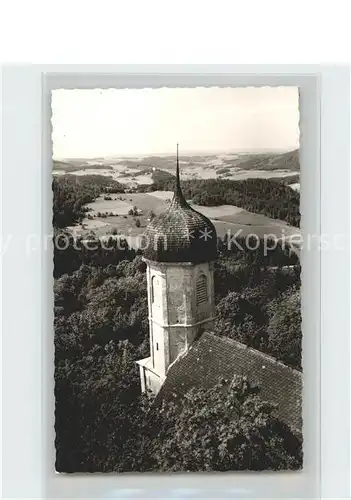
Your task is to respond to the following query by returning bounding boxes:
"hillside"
[53,160,73,170]
[53,159,113,173]
[225,149,300,172]
[143,175,300,227]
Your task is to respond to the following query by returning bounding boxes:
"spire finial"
[176,143,180,190]
[172,143,187,206]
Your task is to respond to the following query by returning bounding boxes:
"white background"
[0,0,350,64]
[1,3,350,500]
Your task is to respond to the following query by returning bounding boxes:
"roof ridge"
[201,331,302,377]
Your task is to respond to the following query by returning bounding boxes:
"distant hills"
[53,160,72,170]
[223,149,300,171]
[53,160,113,173]
[52,150,300,180]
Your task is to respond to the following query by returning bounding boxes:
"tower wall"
[139,259,215,393]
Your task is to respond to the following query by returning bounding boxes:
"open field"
[57,151,301,248]
[53,150,300,188]
[213,220,300,241]
[69,191,301,249]
[84,192,250,221]
[85,192,170,216]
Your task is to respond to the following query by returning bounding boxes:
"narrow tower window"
[151,275,161,307]
[151,276,155,303]
[196,274,208,305]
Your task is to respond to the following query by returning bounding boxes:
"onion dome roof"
[142,145,217,264]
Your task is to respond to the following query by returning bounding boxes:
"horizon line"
[54,147,299,162]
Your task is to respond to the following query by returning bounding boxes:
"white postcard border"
[1,64,349,500]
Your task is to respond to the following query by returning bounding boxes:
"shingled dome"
[142,145,217,264]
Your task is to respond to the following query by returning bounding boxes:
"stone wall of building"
[165,265,194,324]
[142,259,216,394]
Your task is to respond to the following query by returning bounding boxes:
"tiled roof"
[156,332,302,433]
[142,147,217,264]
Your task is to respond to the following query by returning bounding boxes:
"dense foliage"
[53,229,136,278]
[266,287,302,368]
[272,174,300,185]
[213,268,301,369]
[53,172,302,472]
[54,163,300,228]
[149,173,300,227]
[230,149,300,172]
[54,239,302,471]
[53,159,115,173]
[52,175,124,228]
[148,376,302,472]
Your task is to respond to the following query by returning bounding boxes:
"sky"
[51,87,299,159]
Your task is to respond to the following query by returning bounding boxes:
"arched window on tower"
[196,274,208,305]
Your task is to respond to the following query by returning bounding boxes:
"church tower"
[136,145,218,395]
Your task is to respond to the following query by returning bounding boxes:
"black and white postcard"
[52,87,302,473]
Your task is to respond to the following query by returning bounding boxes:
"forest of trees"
[53,174,124,228]
[53,168,300,229]
[139,169,300,227]
[53,175,302,472]
[54,250,302,472]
